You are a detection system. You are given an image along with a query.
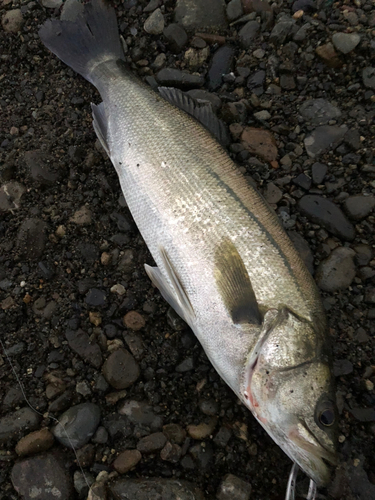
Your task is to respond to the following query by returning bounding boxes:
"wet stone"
[137,432,167,453]
[102,348,140,389]
[304,125,348,158]
[343,195,375,221]
[15,428,54,457]
[113,449,142,474]
[17,219,47,260]
[238,21,260,49]
[174,0,227,32]
[207,45,235,91]
[65,329,102,368]
[156,68,204,89]
[0,182,26,212]
[52,403,101,449]
[226,0,243,22]
[312,162,328,184]
[11,453,73,500]
[315,247,356,293]
[119,400,163,430]
[217,473,252,500]
[144,8,164,35]
[299,99,341,126]
[0,408,41,444]
[298,195,355,241]
[110,478,205,500]
[103,414,133,441]
[362,67,375,89]
[163,23,188,53]
[332,32,360,55]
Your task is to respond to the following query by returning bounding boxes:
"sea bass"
[39,0,337,491]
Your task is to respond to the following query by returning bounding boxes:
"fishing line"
[0,336,93,493]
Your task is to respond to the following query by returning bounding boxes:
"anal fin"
[91,102,110,156]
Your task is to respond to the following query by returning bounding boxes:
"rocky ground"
[0,0,375,499]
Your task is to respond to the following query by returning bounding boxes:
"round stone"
[102,348,140,389]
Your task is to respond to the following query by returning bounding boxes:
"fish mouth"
[289,426,338,487]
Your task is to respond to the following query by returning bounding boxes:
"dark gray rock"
[353,244,372,266]
[207,45,235,91]
[315,247,356,292]
[217,473,251,500]
[288,231,314,275]
[269,19,295,45]
[110,478,205,500]
[343,195,375,221]
[247,70,265,95]
[0,408,41,444]
[103,414,133,440]
[156,68,204,89]
[293,173,312,191]
[226,0,243,22]
[24,150,60,186]
[304,125,348,158]
[102,348,140,389]
[85,288,106,306]
[238,21,260,49]
[362,67,375,89]
[144,8,164,35]
[175,356,194,372]
[298,195,355,241]
[189,442,214,469]
[11,453,73,500]
[52,403,101,449]
[175,0,227,31]
[344,129,361,150]
[163,23,188,53]
[65,329,102,368]
[119,400,163,430]
[299,99,341,126]
[214,426,232,448]
[137,432,167,453]
[17,219,47,260]
[263,182,283,204]
[332,32,360,54]
[333,359,353,376]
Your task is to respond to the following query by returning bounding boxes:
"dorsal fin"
[158,86,230,147]
[214,239,261,325]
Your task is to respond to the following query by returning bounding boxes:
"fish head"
[241,308,338,487]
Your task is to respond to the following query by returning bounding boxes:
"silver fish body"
[39,0,338,488]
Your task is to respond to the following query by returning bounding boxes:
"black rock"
[65,329,103,368]
[85,288,106,306]
[293,173,312,191]
[163,23,188,53]
[16,218,47,260]
[238,21,260,49]
[343,195,375,221]
[247,70,265,95]
[156,68,204,89]
[52,403,101,449]
[311,162,328,184]
[207,45,235,91]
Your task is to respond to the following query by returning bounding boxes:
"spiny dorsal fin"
[214,239,261,325]
[158,86,230,147]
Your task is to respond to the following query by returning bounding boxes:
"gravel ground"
[1,0,375,499]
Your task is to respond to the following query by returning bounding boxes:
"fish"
[39,0,338,493]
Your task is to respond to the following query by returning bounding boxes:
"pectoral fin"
[214,239,261,325]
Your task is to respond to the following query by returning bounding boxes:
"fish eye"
[319,408,335,427]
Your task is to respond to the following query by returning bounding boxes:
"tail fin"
[39,0,124,85]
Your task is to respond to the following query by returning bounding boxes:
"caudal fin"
[39,0,124,85]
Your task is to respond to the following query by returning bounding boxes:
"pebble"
[304,125,348,158]
[263,182,283,204]
[123,310,146,330]
[238,21,260,49]
[162,423,186,444]
[102,348,140,389]
[110,478,205,500]
[299,98,341,126]
[362,67,375,90]
[354,244,372,266]
[119,400,163,429]
[144,8,164,35]
[0,182,26,212]
[241,127,278,162]
[315,247,356,292]
[332,33,361,55]
[184,47,210,71]
[316,42,342,68]
[0,408,41,444]
[65,329,103,368]
[15,428,54,457]
[207,45,235,91]
[226,0,243,22]
[187,417,217,439]
[11,453,73,500]
[52,403,101,449]
[189,442,214,469]
[113,449,142,473]
[217,473,252,500]
[175,356,194,372]
[298,195,355,241]
[24,150,60,185]
[137,432,167,453]
[92,426,108,444]
[333,359,353,376]
[269,18,295,45]
[174,0,227,31]
[70,206,92,225]
[163,23,188,53]
[247,70,265,95]
[253,110,271,120]
[160,441,182,462]
[214,426,232,448]
[85,288,106,306]
[156,68,204,89]
[17,218,47,260]
[343,195,375,221]
[199,399,219,416]
[311,162,328,184]
[2,9,24,33]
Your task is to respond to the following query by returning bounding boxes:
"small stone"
[1,296,14,310]
[160,441,182,462]
[333,359,353,376]
[304,125,348,158]
[15,428,54,457]
[253,110,271,120]
[2,9,23,33]
[343,195,375,221]
[332,32,360,55]
[0,408,41,444]
[89,311,102,327]
[70,206,92,225]
[207,45,235,91]
[85,288,106,307]
[17,219,47,260]
[184,46,210,71]
[137,432,167,453]
[241,127,278,163]
[315,247,356,292]
[0,182,26,212]
[311,162,328,184]
[100,252,111,266]
[102,348,140,389]
[293,173,312,191]
[187,417,217,439]
[238,21,260,49]
[65,329,103,369]
[217,473,252,500]
[353,244,372,267]
[270,19,295,45]
[199,399,219,416]
[163,423,186,444]
[111,283,126,295]
[362,67,375,90]
[123,310,146,330]
[299,99,341,126]
[119,400,163,429]
[110,478,205,500]
[113,449,142,474]
[163,23,188,53]
[175,0,227,31]
[25,150,60,186]
[175,356,194,372]
[52,403,101,449]
[263,182,282,204]
[144,8,164,35]
[316,42,342,68]
[214,426,232,448]
[156,68,204,89]
[226,0,243,22]
[143,0,160,13]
